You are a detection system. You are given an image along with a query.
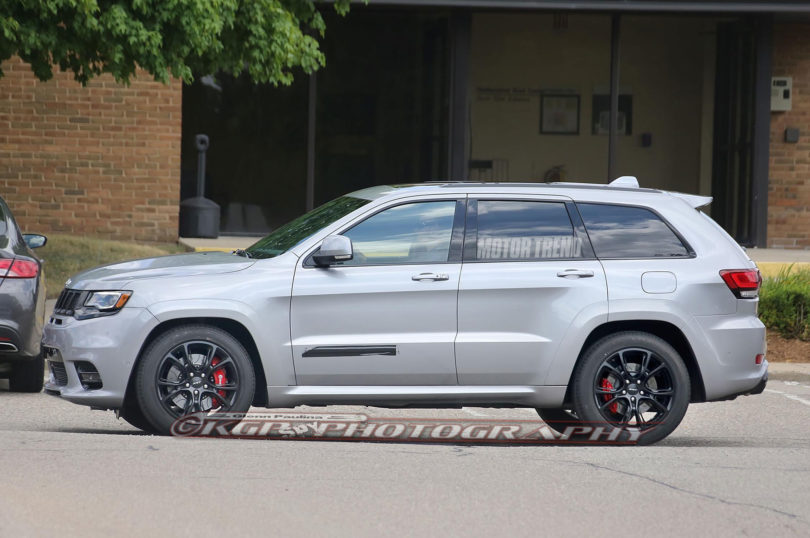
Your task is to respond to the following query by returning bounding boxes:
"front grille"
[54,288,83,316]
[50,361,68,386]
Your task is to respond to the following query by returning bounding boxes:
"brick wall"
[0,57,181,243]
[769,23,810,249]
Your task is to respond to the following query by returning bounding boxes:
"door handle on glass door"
[412,272,450,282]
[557,269,595,278]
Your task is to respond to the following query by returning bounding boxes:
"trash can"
[179,196,220,238]
[178,133,220,238]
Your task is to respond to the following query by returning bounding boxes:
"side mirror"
[23,234,47,249]
[312,235,353,266]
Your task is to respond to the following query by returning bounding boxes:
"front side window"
[339,201,457,265]
[475,200,582,261]
[577,203,690,258]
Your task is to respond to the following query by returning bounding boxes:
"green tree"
[0,0,354,85]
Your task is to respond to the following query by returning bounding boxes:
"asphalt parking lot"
[1,365,809,537]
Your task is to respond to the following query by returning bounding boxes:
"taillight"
[720,269,761,299]
[0,258,39,278]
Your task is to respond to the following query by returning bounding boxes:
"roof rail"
[609,176,639,188]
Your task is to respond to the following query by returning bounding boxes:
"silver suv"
[43,178,767,444]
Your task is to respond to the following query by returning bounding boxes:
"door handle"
[412,272,450,282]
[557,269,595,279]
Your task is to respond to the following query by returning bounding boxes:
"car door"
[290,196,465,385]
[456,195,608,385]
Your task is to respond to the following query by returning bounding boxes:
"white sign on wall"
[771,77,792,112]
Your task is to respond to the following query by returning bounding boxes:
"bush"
[759,266,810,341]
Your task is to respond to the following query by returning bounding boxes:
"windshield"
[245,196,371,259]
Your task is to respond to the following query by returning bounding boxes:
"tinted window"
[0,202,6,237]
[475,201,581,261]
[247,196,370,259]
[340,201,457,265]
[0,199,13,240]
[577,203,689,258]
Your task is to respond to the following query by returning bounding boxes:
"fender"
[542,298,716,390]
[607,298,717,368]
[147,298,296,386]
[542,301,608,386]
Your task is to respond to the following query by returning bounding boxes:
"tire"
[119,399,159,434]
[571,331,690,446]
[535,408,583,435]
[135,325,256,435]
[9,355,44,393]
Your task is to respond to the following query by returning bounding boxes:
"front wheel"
[135,325,256,435]
[571,331,690,445]
[535,408,582,435]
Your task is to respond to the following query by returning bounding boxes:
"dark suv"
[0,196,47,392]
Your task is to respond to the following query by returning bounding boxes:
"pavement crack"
[575,459,807,524]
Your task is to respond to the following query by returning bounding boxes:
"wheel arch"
[122,317,269,412]
[563,320,706,404]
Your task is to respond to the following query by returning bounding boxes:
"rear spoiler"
[668,192,712,209]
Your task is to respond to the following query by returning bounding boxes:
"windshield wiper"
[233,249,253,259]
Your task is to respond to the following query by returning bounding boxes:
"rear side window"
[475,200,583,261]
[577,203,690,258]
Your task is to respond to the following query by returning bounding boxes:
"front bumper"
[42,307,159,409]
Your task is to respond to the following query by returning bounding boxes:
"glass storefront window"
[182,8,450,234]
[182,72,309,235]
[315,9,450,205]
[468,13,612,183]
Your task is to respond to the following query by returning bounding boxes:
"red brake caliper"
[601,378,619,414]
[210,357,227,409]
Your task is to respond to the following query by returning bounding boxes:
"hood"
[66,251,255,290]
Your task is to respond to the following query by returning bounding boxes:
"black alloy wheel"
[135,325,255,435]
[572,331,690,445]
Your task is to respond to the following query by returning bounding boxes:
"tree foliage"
[0,0,354,85]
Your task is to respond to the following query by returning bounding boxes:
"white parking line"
[765,388,810,408]
[780,381,810,389]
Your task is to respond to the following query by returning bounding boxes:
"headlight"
[74,291,132,319]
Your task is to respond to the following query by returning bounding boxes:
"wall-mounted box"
[771,77,792,112]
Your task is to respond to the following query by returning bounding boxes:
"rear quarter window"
[577,203,690,259]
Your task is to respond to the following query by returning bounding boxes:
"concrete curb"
[767,362,810,382]
[179,236,259,253]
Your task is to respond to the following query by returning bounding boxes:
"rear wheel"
[571,331,690,445]
[135,325,255,435]
[9,355,44,393]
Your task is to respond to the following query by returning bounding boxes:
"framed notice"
[540,94,580,135]
[591,94,633,135]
